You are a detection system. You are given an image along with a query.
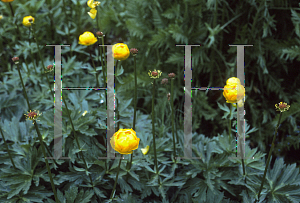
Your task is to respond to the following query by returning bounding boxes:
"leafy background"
[1,0,300,202]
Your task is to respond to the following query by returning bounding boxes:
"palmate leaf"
[264,157,300,203]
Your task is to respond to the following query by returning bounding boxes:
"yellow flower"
[1,0,14,2]
[275,102,290,113]
[223,77,245,104]
[0,15,3,20]
[22,16,35,27]
[110,129,140,154]
[78,31,97,46]
[141,145,150,155]
[226,77,241,86]
[87,0,100,8]
[88,8,97,19]
[112,43,130,60]
[82,110,88,116]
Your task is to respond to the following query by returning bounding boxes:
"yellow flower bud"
[88,8,97,19]
[78,31,98,46]
[22,16,35,27]
[1,0,14,2]
[223,77,245,104]
[0,15,3,20]
[110,129,140,154]
[141,145,150,155]
[112,43,130,60]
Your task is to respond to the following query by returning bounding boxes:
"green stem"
[16,62,60,203]
[101,37,106,68]
[89,47,99,87]
[126,55,137,179]
[256,112,283,202]
[28,27,38,75]
[0,125,16,169]
[46,0,55,42]
[171,79,176,162]
[62,0,72,58]
[8,2,30,74]
[8,3,21,41]
[152,79,160,185]
[110,154,122,200]
[62,94,95,187]
[115,60,120,130]
[31,24,54,98]
[228,104,232,139]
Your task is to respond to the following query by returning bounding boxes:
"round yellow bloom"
[87,0,100,8]
[112,43,130,60]
[1,0,14,2]
[0,15,3,20]
[78,31,97,46]
[226,77,241,86]
[22,16,35,27]
[110,129,140,154]
[223,77,245,104]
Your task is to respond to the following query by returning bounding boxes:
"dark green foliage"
[1,0,300,202]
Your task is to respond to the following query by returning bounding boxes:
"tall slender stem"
[8,3,21,41]
[0,126,16,169]
[115,60,120,130]
[28,27,37,75]
[171,79,176,161]
[89,47,99,87]
[46,0,55,42]
[256,112,283,202]
[110,154,122,200]
[126,55,137,179]
[31,25,54,100]
[62,94,95,187]
[62,0,72,58]
[152,79,160,185]
[16,62,60,203]
[8,2,30,74]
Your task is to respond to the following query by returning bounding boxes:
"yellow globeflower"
[223,77,245,104]
[226,77,241,86]
[78,31,97,46]
[22,16,35,27]
[88,8,97,19]
[110,129,140,154]
[1,0,14,2]
[112,43,130,60]
[87,0,100,8]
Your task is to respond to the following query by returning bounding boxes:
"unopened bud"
[12,57,19,64]
[161,78,168,85]
[130,48,138,55]
[168,73,175,78]
[47,65,53,70]
[96,31,103,37]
